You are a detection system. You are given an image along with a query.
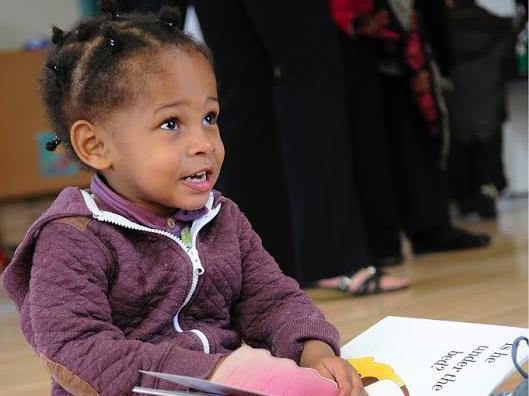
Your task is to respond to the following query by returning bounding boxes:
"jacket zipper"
[80,190,220,354]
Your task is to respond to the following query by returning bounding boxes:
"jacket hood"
[2,188,91,310]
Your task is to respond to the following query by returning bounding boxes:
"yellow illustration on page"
[348,357,410,396]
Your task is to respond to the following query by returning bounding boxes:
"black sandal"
[338,266,408,297]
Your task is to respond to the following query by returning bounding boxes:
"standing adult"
[331,0,491,265]
[444,0,524,218]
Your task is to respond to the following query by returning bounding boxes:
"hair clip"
[109,37,116,47]
[45,136,62,151]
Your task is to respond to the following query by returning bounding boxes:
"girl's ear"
[70,120,113,170]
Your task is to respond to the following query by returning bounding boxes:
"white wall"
[0,0,80,50]
[503,80,528,195]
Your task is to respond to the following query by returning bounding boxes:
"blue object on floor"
[491,336,528,396]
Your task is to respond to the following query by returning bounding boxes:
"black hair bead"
[106,35,121,53]
[46,62,61,76]
[45,136,61,151]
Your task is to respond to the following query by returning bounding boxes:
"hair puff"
[51,26,66,46]
[158,6,182,28]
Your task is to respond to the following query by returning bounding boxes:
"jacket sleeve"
[26,221,223,396]
[231,209,340,363]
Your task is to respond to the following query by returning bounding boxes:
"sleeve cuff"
[270,318,341,363]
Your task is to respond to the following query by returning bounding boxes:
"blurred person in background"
[444,0,527,219]
[330,0,490,267]
[188,0,410,294]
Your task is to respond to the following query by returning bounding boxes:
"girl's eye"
[203,112,218,126]
[160,118,179,131]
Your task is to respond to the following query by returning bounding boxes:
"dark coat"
[445,5,514,142]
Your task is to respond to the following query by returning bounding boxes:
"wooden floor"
[0,198,527,395]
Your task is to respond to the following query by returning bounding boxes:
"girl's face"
[100,48,224,216]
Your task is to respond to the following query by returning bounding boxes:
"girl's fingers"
[349,368,368,396]
[326,361,352,396]
[316,362,334,381]
[337,377,352,396]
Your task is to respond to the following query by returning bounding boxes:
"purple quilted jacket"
[1,187,339,396]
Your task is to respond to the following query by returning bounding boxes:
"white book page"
[365,379,405,396]
[138,371,269,396]
[133,387,215,395]
[341,316,528,396]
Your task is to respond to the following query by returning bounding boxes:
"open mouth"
[184,170,208,183]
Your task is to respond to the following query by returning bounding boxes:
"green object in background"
[516,27,528,76]
[78,0,99,18]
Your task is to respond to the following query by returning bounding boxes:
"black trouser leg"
[448,131,507,206]
[447,139,473,202]
[340,36,402,261]
[244,1,369,283]
[471,132,507,192]
[193,0,294,272]
[194,0,368,284]
[382,75,451,238]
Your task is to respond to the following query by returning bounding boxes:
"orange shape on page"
[348,357,409,396]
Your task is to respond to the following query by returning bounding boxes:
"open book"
[133,316,528,396]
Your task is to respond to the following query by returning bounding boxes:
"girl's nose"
[187,128,215,156]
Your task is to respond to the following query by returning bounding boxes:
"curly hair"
[41,0,212,161]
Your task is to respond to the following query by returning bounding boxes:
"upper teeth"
[185,171,207,182]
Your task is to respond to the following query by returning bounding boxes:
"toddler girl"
[1,3,365,396]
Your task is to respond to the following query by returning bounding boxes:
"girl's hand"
[209,355,227,379]
[300,340,367,396]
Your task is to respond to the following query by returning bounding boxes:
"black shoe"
[457,184,498,219]
[412,226,490,255]
[476,184,498,219]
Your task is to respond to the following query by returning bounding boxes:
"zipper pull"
[190,247,205,275]
[193,258,204,275]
